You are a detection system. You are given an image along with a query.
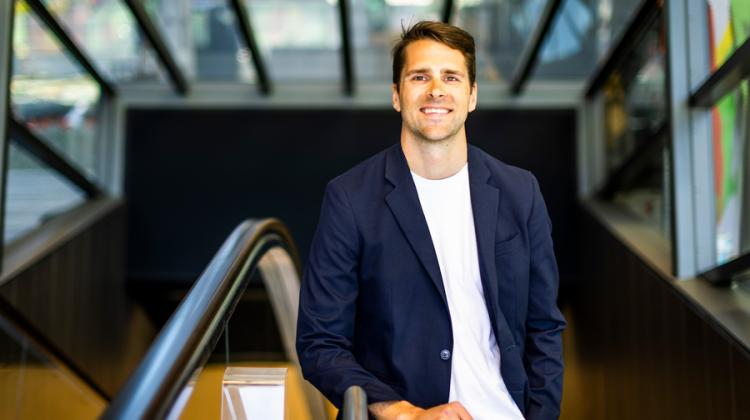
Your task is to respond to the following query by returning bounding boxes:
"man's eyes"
[409,75,461,82]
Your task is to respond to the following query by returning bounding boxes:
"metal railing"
[102,218,326,419]
[342,385,368,420]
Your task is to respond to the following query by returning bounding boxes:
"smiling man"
[296,21,566,420]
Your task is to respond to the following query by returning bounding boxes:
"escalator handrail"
[101,218,301,419]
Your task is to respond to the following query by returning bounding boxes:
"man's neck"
[401,129,468,180]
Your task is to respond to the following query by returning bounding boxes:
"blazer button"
[440,349,451,361]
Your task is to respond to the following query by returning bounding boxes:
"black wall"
[125,108,576,286]
[0,203,157,396]
[561,206,750,419]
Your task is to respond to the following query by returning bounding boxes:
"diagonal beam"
[690,37,750,107]
[442,0,454,24]
[584,0,659,99]
[337,0,355,95]
[701,252,750,286]
[122,0,189,95]
[25,0,115,97]
[0,0,15,266]
[9,118,101,198]
[228,0,272,95]
[509,0,563,95]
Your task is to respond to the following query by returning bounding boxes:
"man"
[296,21,566,420]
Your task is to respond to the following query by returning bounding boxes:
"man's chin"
[415,131,455,143]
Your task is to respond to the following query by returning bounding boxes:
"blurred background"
[0,0,748,418]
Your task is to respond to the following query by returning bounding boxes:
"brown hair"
[392,21,476,91]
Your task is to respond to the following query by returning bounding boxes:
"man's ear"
[469,82,478,112]
[391,83,401,112]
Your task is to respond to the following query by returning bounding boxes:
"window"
[41,0,167,83]
[244,0,340,82]
[532,0,643,81]
[600,12,669,237]
[454,0,547,83]
[144,0,259,82]
[4,143,86,243]
[11,2,101,180]
[706,0,750,70]
[602,18,665,173]
[712,80,749,263]
[704,0,750,263]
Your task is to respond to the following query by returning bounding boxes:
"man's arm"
[296,181,402,408]
[524,175,567,420]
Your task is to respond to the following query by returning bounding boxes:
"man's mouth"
[420,107,452,115]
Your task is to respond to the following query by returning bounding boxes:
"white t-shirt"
[412,164,523,420]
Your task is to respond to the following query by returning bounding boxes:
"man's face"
[392,39,477,144]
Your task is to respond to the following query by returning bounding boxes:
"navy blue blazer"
[296,143,566,420]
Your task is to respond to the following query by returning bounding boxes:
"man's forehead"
[402,40,469,73]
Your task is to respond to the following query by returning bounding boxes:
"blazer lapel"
[384,145,448,306]
[468,146,516,351]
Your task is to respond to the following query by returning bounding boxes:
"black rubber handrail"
[101,218,300,419]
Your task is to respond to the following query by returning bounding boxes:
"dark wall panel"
[562,206,750,420]
[0,204,157,396]
[125,108,576,285]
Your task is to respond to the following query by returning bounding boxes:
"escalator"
[1,218,367,419]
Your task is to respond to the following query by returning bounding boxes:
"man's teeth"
[423,108,449,114]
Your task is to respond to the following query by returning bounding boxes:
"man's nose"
[428,79,446,98]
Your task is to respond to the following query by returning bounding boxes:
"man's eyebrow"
[404,68,466,76]
[404,68,430,76]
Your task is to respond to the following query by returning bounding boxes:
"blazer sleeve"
[523,175,567,420]
[296,181,403,408]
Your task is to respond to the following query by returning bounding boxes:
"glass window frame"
[683,0,750,285]
[0,0,16,267]
[243,0,342,83]
[581,0,750,281]
[4,139,89,243]
[0,0,128,267]
[583,3,673,243]
[10,3,105,184]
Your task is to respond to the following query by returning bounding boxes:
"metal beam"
[701,252,750,286]
[0,0,15,264]
[24,0,115,97]
[8,118,101,199]
[584,0,659,98]
[685,0,715,272]
[690,37,750,107]
[509,0,563,95]
[337,0,355,95]
[442,0,454,24]
[122,0,189,95]
[665,0,696,277]
[228,0,271,95]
